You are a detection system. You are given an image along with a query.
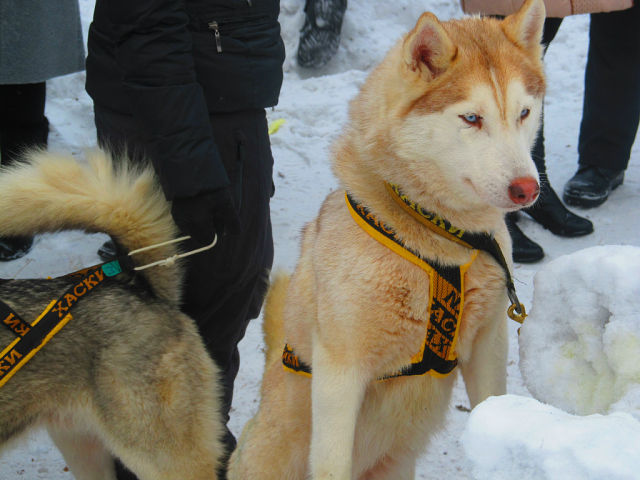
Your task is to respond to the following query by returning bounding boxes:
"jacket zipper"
[207,0,254,52]
[208,21,222,53]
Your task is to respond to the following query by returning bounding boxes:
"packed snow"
[0,0,638,478]
[520,246,640,418]
[462,395,640,480]
[463,247,640,479]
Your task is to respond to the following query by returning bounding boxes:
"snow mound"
[519,245,640,418]
[461,395,640,480]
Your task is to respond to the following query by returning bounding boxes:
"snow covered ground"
[0,0,638,478]
[463,246,640,479]
[462,394,640,480]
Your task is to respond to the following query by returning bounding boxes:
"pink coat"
[460,0,634,17]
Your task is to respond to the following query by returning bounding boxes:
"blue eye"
[520,108,530,119]
[459,113,482,127]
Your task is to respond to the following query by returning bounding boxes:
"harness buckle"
[507,302,527,324]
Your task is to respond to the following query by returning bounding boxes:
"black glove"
[171,187,241,245]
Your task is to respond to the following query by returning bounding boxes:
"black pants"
[94,106,274,480]
[535,5,640,173]
[579,5,640,171]
[0,83,49,165]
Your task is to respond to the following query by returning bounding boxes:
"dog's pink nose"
[508,177,540,205]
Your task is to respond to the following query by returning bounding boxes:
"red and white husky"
[229,0,545,478]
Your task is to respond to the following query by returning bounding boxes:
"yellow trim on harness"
[282,343,312,378]
[0,301,72,388]
[0,264,114,389]
[280,192,478,380]
[406,256,477,368]
[345,193,477,370]
[386,182,528,324]
[345,192,440,275]
[385,182,473,249]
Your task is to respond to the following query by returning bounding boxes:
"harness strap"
[0,236,218,389]
[282,183,529,381]
[346,193,476,378]
[385,182,527,323]
[0,264,112,388]
[283,343,311,377]
[282,193,477,380]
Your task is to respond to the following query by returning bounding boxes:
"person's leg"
[180,109,274,478]
[578,5,640,172]
[564,4,640,207]
[0,83,49,163]
[0,82,48,260]
[99,108,274,479]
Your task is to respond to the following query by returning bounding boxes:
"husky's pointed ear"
[403,12,456,80]
[502,0,546,53]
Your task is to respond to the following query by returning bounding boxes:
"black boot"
[523,177,594,237]
[563,165,625,209]
[297,0,347,68]
[506,213,544,264]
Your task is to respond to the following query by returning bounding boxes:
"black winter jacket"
[86,0,285,200]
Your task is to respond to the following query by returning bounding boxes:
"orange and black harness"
[0,258,134,388]
[282,183,527,380]
[0,235,217,389]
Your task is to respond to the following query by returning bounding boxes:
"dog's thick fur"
[228,1,546,479]
[0,150,224,479]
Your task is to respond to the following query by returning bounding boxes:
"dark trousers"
[94,106,274,480]
[535,6,640,173]
[0,83,49,165]
[579,4,640,171]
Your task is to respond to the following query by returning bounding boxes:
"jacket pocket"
[190,13,284,112]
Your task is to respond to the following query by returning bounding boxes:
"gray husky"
[0,150,223,480]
